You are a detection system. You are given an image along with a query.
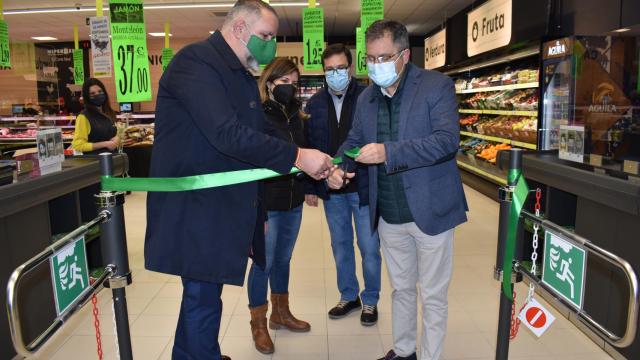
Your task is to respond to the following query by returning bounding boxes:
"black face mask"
[272,84,297,106]
[89,93,106,106]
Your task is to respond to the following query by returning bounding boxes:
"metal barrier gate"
[6,153,134,359]
[494,149,639,359]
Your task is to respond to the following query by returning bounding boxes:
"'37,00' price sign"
[109,0,152,102]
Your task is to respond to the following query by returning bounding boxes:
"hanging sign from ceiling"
[467,0,512,57]
[424,28,446,70]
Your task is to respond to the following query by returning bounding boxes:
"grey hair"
[365,20,410,51]
[222,0,278,30]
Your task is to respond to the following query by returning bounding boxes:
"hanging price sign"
[356,27,367,76]
[90,16,113,78]
[109,0,152,102]
[360,0,384,32]
[0,20,10,68]
[302,7,324,71]
[73,49,85,85]
[161,47,173,72]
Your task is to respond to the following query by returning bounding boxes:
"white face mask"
[367,50,405,88]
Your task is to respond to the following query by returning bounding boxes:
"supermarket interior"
[0,0,639,359]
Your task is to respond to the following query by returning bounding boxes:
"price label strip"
[356,27,367,76]
[109,0,152,102]
[73,49,85,85]
[161,47,173,72]
[0,20,10,68]
[302,7,324,71]
[360,0,384,32]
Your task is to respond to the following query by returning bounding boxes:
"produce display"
[460,115,537,144]
[455,68,539,90]
[459,88,538,111]
[459,138,512,164]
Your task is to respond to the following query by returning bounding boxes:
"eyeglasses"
[365,49,406,64]
[324,66,349,76]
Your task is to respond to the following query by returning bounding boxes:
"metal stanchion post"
[96,153,133,360]
[494,149,523,360]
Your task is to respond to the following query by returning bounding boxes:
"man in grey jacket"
[328,20,468,360]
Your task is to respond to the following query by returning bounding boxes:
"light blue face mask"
[325,68,350,93]
[367,50,405,88]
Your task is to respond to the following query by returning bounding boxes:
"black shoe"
[328,298,362,319]
[221,356,231,360]
[377,350,417,360]
[360,304,378,326]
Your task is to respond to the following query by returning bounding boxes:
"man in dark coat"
[305,44,382,326]
[145,1,333,359]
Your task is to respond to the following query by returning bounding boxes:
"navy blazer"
[145,32,297,285]
[305,79,369,204]
[338,63,468,236]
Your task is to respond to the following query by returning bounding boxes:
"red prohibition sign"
[525,307,547,328]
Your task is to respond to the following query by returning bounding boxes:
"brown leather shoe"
[269,293,311,332]
[249,304,274,354]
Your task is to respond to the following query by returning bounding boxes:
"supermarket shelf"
[456,159,507,185]
[456,82,538,94]
[459,131,537,150]
[459,109,538,116]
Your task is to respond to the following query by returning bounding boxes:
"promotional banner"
[356,27,367,76]
[89,16,113,78]
[161,47,173,72]
[73,49,84,85]
[467,0,512,57]
[109,0,152,102]
[35,42,87,114]
[0,19,10,68]
[360,0,384,32]
[424,28,446,70]
[302,7,324,71]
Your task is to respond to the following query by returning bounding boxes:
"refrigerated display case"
[540,36,640,176]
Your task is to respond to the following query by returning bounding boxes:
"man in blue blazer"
[145,1,333,359]
[329,20,468,360]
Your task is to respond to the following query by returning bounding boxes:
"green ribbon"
[344,147,361,159]
[502,169,529,300]
[101,156,348,192]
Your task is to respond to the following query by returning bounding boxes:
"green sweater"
[376,71,414,224]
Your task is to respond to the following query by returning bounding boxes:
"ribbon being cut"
[100,147,362,192]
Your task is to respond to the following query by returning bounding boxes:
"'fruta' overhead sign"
[467,0,512,57]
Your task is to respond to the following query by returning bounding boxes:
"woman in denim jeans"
[247,58,310,354]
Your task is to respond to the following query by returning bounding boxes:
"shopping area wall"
[0,37,203,116]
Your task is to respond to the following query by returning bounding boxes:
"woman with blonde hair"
[247,57,310,354]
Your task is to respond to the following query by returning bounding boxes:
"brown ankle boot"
[269,293,311,332]
[249,304,274,354]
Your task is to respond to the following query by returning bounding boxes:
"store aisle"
[30,186,614,360]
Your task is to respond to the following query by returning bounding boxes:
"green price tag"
[109,0,152,102]
[302,7,324,71]
[0,20,11,68]
[361,0,384,31]
[73,49,85,85]
[161,47,173,72]
[356,27,367,76]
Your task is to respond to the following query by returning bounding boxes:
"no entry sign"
[518,298,556,337]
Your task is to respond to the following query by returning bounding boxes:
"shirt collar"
[208,31,245,70]
[379,65,409,99]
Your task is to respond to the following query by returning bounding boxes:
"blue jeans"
[324,192,381,305]
[173,278,224,360]
[248,205,303,307]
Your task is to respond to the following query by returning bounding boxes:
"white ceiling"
[2,0,470,41]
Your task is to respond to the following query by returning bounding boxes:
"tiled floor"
[28,186,614,360]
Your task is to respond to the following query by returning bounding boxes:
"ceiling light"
[149,33,172,37]
[3,2,318,15]
[31,36,58,41]
[613,28,631,33]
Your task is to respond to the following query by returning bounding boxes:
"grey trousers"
[378,218,454,360]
